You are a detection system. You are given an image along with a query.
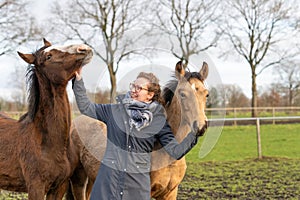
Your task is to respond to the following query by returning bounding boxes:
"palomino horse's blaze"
[65,61,209,200]
[0,39,92,200]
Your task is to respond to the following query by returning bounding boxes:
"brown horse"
[0,39,93,200]
[66,61,209,199]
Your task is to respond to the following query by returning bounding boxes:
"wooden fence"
[4,107,300,119]
[4,108,300,160]
[208,116,300,159]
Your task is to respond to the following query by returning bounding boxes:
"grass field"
[187,123,300,161]
[1,124,300,199]
[178,123,300,199]
[178,158,300,199]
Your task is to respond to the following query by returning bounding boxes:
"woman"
[73,69,202,200]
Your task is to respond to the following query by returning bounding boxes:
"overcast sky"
[0,0,279,100]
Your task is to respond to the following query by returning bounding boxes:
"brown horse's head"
[17,38,93,85]
[163,61,209,136]
[17,39,93,121]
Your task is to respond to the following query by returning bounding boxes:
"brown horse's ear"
[199,62,209,80]
[175,61,185,79]
[43,38,52,47]
[18,52,35,64]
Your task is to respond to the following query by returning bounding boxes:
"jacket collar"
[116,93,126,104]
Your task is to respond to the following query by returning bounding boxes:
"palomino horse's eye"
[180,92,186,99]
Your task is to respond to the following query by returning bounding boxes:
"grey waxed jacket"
[73,79,199,200]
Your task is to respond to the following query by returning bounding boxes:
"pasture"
[1,124,300,199]
[179,123,300,199]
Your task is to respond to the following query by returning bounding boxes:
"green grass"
[186,123,300,162]
[179,158,300,199]
[179,124,300,199]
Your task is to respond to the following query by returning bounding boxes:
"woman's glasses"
[129,83,148,92]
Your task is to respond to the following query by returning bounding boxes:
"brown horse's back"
[0,116,27,192]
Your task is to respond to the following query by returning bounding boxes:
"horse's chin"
[196,126,206,136]
[194,121,208,137]
[81,52,93,66]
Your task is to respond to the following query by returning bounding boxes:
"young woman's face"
[130,77,154,102]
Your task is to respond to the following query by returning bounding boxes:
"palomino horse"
[151,61,208,199]
[66,61,209,199]
[0,39,93,200]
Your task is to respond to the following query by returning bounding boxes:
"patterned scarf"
[122,93,156,131]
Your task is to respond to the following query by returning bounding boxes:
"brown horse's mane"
[162,71,203,107]
[18,65,39,122]
[19,47,49,122]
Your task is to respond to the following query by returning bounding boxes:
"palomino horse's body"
[67,61,209,200]
[0,39,93,200]
[150,61,208,199]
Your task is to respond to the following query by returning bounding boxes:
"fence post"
[272,107,275,125]
[256,118,262,159]
[234,108,237,126]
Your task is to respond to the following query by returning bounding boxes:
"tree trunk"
[251,69,258,117]
[110,75,117,103]
[107,63,117,103]
[289,85,293,106]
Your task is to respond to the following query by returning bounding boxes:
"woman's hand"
[75,67,83,81]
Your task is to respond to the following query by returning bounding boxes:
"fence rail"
[2,111,300,160]
[4,107,300,118]
[206,107,300,119]
[208,116,300,159]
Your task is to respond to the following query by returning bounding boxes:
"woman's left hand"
[75,67,83,81]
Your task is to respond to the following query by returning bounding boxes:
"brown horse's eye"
[46,54,52,60]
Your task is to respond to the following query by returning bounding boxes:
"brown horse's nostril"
[77,45,88,53]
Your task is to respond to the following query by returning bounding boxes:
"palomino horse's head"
[17,38,93,85]
[163,61,209,136]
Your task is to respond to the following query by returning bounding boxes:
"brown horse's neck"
[35,78,71,150]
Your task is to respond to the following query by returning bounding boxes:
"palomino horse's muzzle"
[192,120,208,137]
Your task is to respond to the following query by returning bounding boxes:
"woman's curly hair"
[137,72,165,105]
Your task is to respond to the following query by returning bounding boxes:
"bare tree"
[258,85,282,107]
[0,0,42,56]
[9,64,27,111]
[151,0,221,68]
[221,0,299,116]
[51,0,148,102]
[223,84,250,108]
[273,60,300,106]
[206,86,222,108]
[212,84,249,108]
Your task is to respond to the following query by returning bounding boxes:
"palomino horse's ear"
[175,61,185,79]
[17,52,35,64]
[199,62,209,80]
[43,38,52,47]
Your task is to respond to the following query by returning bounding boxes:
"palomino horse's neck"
[35,77,71,150]
[166,95,189,143]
